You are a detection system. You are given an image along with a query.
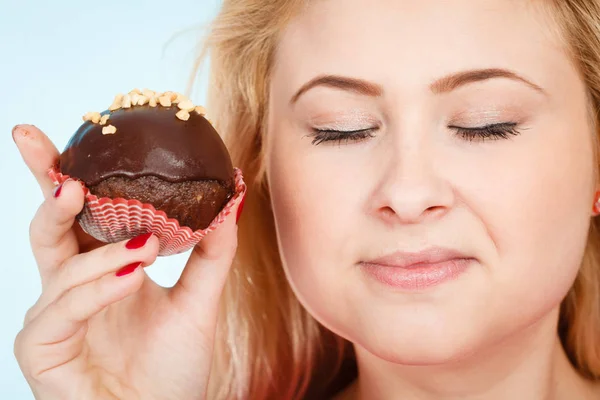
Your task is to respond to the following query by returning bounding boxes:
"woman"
[12,0,600,398]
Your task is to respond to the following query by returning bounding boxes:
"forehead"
[272,0,570,96]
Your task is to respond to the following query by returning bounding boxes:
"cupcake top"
[59,89,234,186]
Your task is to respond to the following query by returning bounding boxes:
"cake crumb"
[99,114,110,125]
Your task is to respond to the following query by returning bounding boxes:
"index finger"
[12,124,61,198]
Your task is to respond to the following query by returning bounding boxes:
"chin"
[319,300,496,367]
[361,335,478,366]
[355,321,483,366]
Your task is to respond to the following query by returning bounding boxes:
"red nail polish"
[53,178,74,198]
[236,194,246,224]
[53,182,64,198]
[125,232,153,250]
[116,262,142,277]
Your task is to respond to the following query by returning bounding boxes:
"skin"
[13,124,244,399]
[12,1,600,399]
[266,0,600,399]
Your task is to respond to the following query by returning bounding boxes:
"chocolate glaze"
[59,106,234,186]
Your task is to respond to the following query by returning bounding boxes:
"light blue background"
[0,1,222,397]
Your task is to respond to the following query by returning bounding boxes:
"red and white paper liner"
[47,167,246,256]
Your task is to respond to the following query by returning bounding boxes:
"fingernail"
[125,232,153,250]
[11,125,21,143]
[53,178,72,198]
[116,262,143,277]
[53,184,63,198]
[12,125,29,142]
[236,193,246,224]
[53,183,64,198]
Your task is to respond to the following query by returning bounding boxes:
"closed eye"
[310,127,378,145]
[449,122,522,142]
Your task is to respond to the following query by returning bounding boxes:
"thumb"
[169,190,246,318]
[12,124,61,199]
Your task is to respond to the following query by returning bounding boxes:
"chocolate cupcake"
[49,89,246,255]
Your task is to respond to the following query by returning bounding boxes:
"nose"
[370,133,454,225]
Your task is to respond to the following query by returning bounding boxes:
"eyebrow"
[290,75,383,104]
[430,68,546,95]
[290,68,546,105]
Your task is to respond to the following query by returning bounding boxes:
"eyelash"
[449,122,522,142]
[310,128,376,145]
[310,122,521,145]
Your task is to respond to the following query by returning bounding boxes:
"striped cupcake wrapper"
[48,167,246,256]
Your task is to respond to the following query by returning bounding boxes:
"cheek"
[266,131,362,320]
[468,115,595,321]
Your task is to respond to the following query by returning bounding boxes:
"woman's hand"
[12,125,242,400]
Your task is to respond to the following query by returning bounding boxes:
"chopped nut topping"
[130,93,141,106]
[102,125,117,135]
[90,112,101,124]
[137,95,149,106]
[142,89,155,98]
[177,100,195,112]
[83,112,102,123]
[176,94,192,104]
[159,96,172,107]
[108,94,123,111]
[101,90,203,125]
[176,110,190,121]
[122,94,132,108]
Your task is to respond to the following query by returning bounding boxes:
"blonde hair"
[190,0,600,398]
[547,0,600,381]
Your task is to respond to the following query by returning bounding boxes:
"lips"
[363,247,472,269]
[359,247,474,290]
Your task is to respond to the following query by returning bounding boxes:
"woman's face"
[266,0,597,363]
